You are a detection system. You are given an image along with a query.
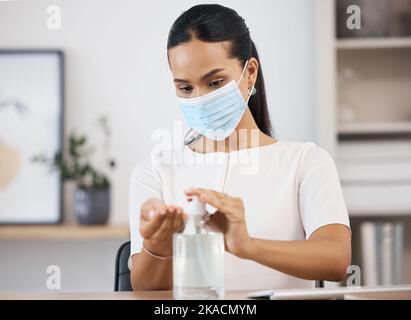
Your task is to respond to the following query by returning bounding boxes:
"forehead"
[168,39,238,79]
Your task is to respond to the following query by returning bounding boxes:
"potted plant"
[32,116,115,225]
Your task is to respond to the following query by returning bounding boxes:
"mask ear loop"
[236,60,250,85]
[236,60,255,105]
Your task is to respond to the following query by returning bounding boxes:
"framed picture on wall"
[0,50,64,224]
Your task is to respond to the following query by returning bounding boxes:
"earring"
[249,87,257,96]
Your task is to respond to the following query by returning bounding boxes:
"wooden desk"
[0,290,250,300]
[1,290,410,300]
[0,225,129,240]
[344,291,411,300]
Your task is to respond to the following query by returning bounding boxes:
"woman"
[129,4,351,291]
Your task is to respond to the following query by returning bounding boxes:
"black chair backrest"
[114,241,133,291]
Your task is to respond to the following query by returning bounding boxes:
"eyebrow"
[174,68,225,84]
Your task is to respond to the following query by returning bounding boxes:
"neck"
[191,109,276,154]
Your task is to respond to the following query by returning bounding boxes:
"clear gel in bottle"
[173,196,224,299]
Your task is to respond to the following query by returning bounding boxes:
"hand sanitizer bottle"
[173,196,224,299]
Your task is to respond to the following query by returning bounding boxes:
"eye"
[179,86,193,94]
[209,79,224,88]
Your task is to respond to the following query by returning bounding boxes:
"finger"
[166,207,180,233]
[153,202,168,215]
[172,211,184,232]
[185,187,210,197]
[139,211,167,238]
[141,202,168,222]
[141,198,164,214]
[192,188,224,204]
[166,205,175,214]
[169,205,184,215]
[139,200,179,239]
[151,210,176,240]
[141,209,156,221]
[167,208,186,234]
[184,187,212,197]
[199,192,227,212]
[177,213,187,233]
[185,188,229,200]
[205,212,227,233]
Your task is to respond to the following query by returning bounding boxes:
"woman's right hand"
[139,198,187,256]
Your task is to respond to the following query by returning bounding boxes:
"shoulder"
[299,142,334,170]
[297,141,333,165]
[278,140,332,161]
[277,140,335,179]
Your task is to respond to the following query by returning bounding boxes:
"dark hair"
[167,4,272,136]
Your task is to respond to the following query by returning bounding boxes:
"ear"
[247,58,259,89]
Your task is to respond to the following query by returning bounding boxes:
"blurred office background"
[0,0,410,292]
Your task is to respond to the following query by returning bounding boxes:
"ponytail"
[248,41,272,136]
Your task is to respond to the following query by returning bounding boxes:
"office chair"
[114,241,133,291]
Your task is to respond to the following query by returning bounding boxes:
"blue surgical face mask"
[177,60,254,141]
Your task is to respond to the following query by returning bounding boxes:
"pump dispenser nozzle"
[186,196,207,233]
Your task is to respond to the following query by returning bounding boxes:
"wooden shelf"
[0,225,130,240]
[337,37,411,50]
[338,121,411,135]
[348,211,411,218]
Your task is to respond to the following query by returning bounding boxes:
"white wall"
[0,0,317,225]
[0,0,318,291]
[0,239,126,292]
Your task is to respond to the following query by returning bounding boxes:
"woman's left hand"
[184,188,253,258]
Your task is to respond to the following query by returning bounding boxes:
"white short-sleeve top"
[129,140,350,290]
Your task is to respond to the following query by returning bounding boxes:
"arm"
[131,253,172,291]
[131,198,186,291]
[185,188,351,282]
[242,224,351,281]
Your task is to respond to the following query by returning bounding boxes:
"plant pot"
[74,187,110,225]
